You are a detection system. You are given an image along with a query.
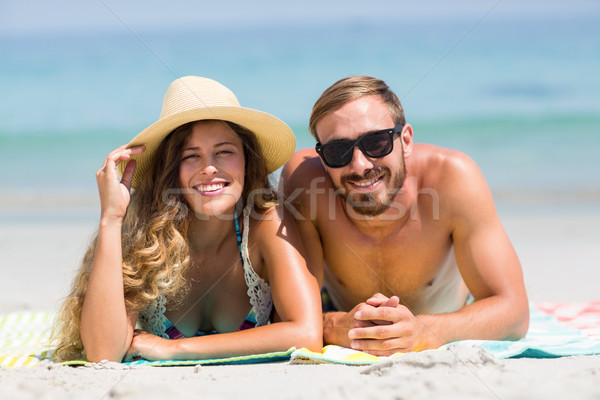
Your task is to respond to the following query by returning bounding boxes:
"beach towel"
[0,311,57,367]
[2,302,599,368]
[0,311,293,367]
[60,348,296,367]
[291,301,600,365]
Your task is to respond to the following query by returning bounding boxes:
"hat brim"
[118,106,296,189]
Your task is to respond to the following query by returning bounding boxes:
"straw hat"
[118,76,296,189]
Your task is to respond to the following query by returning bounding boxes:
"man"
[280,76,529,356]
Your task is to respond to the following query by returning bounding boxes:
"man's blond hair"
[309,76,406,141]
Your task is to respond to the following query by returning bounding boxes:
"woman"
[53,76,322,362]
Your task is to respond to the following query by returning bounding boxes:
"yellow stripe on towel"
[291,345,404,365]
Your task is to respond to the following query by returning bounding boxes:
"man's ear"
[401,123,414,158]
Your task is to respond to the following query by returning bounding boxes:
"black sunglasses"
[315,124,404,168]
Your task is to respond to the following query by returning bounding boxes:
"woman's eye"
[217,150,233,155]
[182,154,199,161]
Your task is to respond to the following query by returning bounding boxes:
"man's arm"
[439,151,529,342]
[348,152,529,355]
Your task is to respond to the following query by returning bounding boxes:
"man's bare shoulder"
[280,148,330,193]
[412,143,482,186]
[413,143,475,167]
[413,143,494,221]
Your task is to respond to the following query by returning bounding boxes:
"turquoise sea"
[1,13,599,215]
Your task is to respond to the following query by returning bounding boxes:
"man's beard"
[337,162,407,217]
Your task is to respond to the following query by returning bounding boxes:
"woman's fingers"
[96,145,145,219]
[111,145,145,167]
[117,146,144,189]
[120,159,136,190]
[98,145,145,180]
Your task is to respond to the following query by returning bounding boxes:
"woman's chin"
[189,202,239,221]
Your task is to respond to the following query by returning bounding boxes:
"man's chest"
[317,216,454,306]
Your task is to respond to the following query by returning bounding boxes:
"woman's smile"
[193,181,230,196]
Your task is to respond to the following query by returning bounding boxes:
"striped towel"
[3,302,600,367]
[123,348,295,367]
[0,311,293,367]
[0,311,57,367]
[291,302,600,365]
[472,301,600,359]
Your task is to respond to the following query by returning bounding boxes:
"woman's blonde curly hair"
[52,120,277,361]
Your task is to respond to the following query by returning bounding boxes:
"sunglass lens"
[362,132,393,157]
[322,141,353,167]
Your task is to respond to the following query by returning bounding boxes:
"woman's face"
[178,120,245,218]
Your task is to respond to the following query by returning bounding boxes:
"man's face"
[315,95,409,217]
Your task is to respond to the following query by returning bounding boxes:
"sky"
[2,0,599,35]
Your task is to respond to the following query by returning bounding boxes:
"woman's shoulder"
[246,204,303,257]
[242,206,284,279]
[246,205,281,236]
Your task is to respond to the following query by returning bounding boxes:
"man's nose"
[347,146,374,174]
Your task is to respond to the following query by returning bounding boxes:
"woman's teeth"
[196,183,225,192]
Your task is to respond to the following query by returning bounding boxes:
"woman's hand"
[124,329,175,362]
[96,145,145,221]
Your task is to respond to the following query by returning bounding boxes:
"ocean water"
[1,15,599,206]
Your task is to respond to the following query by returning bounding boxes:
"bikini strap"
[234,211,243,259]
[240,204,273,327]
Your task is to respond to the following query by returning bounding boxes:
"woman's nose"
[199,157,218,176]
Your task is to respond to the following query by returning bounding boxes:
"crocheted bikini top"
[137,205,273,338]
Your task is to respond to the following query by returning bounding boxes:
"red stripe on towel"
[536,301,600,341]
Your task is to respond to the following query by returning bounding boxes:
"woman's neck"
[186,210,239,253]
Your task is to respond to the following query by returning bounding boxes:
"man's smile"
[348,175,384,190]
[344,169,387,192]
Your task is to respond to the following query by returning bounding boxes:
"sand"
[1,347,599,399]
[1,197,599,399]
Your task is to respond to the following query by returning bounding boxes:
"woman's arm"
[127,208,323,361]
[80,145,144,362]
